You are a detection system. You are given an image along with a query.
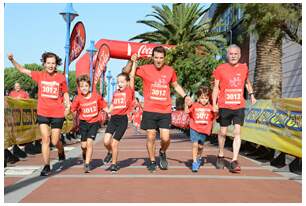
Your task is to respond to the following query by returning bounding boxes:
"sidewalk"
[4,125,302,203]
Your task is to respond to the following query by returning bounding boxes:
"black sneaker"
[103,152,112,164]
[40,165,51,176]
[159,149,168,170]
[147,161,157,172]
[58,151,66,161]
[109,164,119,173]
[229,160,241,173]
[84,164,90,173]
[216,156,225,169]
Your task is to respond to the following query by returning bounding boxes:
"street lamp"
[59,3,78,86]
[111,77,116,95]
[106,70,112,104]
[86,40,97,90]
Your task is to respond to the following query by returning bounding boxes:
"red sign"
[171,110,190,129]
[70,21,86,64]
[93,44,110,88]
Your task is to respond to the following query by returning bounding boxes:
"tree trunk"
[253,34,282,99]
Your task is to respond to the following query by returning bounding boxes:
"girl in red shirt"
[70,75,108,173]
[103,54,137,173]
[8,52,70,176]
[185,86,215,172]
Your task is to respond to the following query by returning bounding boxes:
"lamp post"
[86,40,97,90]
[111,77,116,95]
[101,69,106,96]
[59,3,78,86]
[106,70,112,105]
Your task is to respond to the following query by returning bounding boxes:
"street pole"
[106,70,112,105]
[86,40,97,91]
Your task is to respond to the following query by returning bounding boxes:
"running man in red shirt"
[212,44,256,173]
[9,82,29,99]
[103,54,137,173]
[8,52,70,176]
[124,46,192,172]
[185,86,215,172]
[70,75,108,173]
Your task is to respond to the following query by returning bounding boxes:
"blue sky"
[4,3,210,99]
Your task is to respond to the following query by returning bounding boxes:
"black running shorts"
[79,120,100,141]
[105,115,128,141]
[37,115,65,129]
[141,111,171,130]
[218,108,245,127]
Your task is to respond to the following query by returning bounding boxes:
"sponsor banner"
[93,44,110,89]
[4,97,73,149]
[171,110,190,129]
[70,21,86,63]
[212,98,302,157]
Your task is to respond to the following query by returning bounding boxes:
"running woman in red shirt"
[103,54,137,173]
[8,52,70,176]
[9,82,30,99]
[70,75,108,173]
[123,46,192,172]
[212,44,256,173]
[185,86,215,172]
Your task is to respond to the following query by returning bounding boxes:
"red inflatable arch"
[75,39,174,88]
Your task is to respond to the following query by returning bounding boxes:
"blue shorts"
[190,128,208,145]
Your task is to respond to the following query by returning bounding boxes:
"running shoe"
[159,149,168,170]
[109,164,119,173]
[84,164,90,173]
[147,161,157,172]
[40,165,51,176]
[103,152,112,164]
[197,157,204,166]
[229,160,241,173]
[58,151,66,161]
[192,161,200,172]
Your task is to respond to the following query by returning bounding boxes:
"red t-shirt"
[188,102,214,135]
[31,71,68,118]
[136,64,177,113]
[9,90,29,99]
[111,86,134,116]
[213,63,248,109]
[71,92,107,123]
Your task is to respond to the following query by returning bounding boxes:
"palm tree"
[210,3,301,99]
[130,3,226,55]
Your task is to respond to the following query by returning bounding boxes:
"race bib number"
[113,93,127,109]
[41,81,59,99]
[194,108,209,124]
[150,84,167,101]
[224,89,242,105]
[81,101,98,118]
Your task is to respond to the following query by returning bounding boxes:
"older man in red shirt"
[9,82,29,99]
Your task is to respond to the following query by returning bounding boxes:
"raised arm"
[7,53,31,77]
[122,60,133,74]
[129,54,138,90]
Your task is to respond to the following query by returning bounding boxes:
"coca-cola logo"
[93,45,110,86]
[136,45,173,57]
[70,30,85,62]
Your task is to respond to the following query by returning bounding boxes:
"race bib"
[41,81,59,99]
[224,89,242,105]
[149,83,167,101]
[194,108,210,124]
[81,101,98,118]
[113,93,127,109]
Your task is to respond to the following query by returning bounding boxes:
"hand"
[8,53,14,61]
[213,104,219,113]
[250,95,257,105]
[131,53,138,62]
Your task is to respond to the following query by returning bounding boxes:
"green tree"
[210,3,301,98]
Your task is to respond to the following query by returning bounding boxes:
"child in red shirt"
[70,75,108,173]
[185,86,215,172]
[103,54,137,173]
[8,52,70,176]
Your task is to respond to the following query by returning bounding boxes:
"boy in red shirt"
[8,52,70,176]
[70,75,108,173]
[103,54,137,173]
[185,86,215,172]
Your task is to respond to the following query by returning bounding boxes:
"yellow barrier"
[4,97,74,149]
[212,98,302,158]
